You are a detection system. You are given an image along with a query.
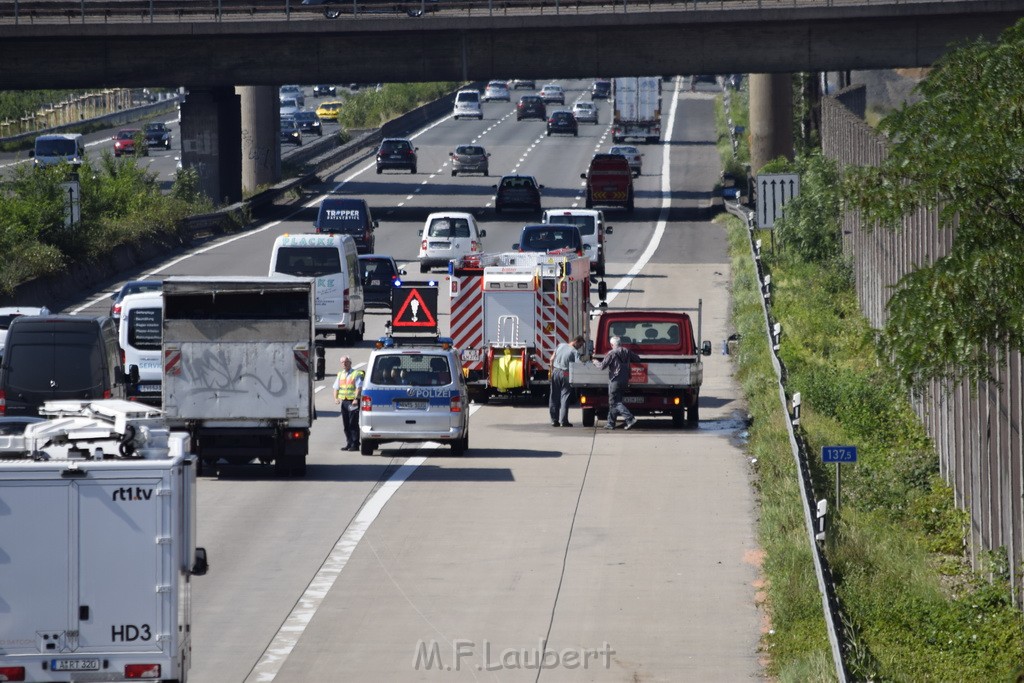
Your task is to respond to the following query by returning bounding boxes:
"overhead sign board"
[391,285,438,334]
[756,173,800,229]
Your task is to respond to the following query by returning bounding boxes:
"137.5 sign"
[821,446,858,463]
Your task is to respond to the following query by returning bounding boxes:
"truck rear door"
[0,478,72,655]
[76,474,171,657]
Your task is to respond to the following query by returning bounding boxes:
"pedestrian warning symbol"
[391,286,438,332]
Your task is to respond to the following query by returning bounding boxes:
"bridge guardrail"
[1,0,962,25]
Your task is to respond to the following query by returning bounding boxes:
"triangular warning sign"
[392,287,438,329]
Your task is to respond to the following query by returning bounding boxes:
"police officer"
[333,355,364,451]
[549,335,585,427]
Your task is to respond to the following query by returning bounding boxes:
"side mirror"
[28,150,35,158]
[315,344,326,381]
[605,225,613,234]
[478,229,487,238]
[449,152,454,157]
[598,280,608,301]
[191,547,209,576]
[512,243,520,250]
[372,220,379,229]
[701,341,712,356]
[538,184,545,190]
[399,268,408,275]
[124,365,140,385]
[580,173,587,180]
[492,184,498,190]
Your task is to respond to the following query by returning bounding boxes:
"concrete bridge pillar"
[749,73,793,174]
[180,87,242,205]
[238,86,280,193]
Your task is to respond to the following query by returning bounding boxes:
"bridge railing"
[1,0,949,26]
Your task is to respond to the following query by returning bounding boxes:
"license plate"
[623,396,645,404]
[136,384,161,393]
[389,154,402,159]
[370,279,381,286]
[429,242,450,249]
[395,400,428,410]
[462,349,481,361]
[603,185,618,191]
[52,658,100,672]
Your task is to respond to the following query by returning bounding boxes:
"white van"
[118,291,163,406]
[452,89,483,120]
[269,233,366,344]
[541,208,613,277]
[30,133,85,168]
[418,212,486,273]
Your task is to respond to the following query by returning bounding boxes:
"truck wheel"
[585,194,593,209]
[596,261,605,277]
[292,455,307,477]
[582,407,595,428]
[451,433,467,456]
[597,409,608,422]
[672,409,686,429]
[626,192,635,211]
[360,440,376,456]
[451,169,457,177]
[274,455,291,477]
[336,331,347,343]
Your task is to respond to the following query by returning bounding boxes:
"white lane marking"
[246,403,483,683]
[603,77,682,307]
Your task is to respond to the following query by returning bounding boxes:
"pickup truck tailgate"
[569,360,702,388]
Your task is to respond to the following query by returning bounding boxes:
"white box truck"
[612,77,662,143]
[0,400,208,683]
[161,276,324,477]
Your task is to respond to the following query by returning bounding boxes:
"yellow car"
[316,101,343,121]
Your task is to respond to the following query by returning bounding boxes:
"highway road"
[65,78,764,682]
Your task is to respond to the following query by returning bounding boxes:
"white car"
[572,101,599,124]
[539,84,565,105]
[482,80,511,102]
[279,98,300,117]
[452,89,483,120]
[418,211,486,273]
[609,144,643,176]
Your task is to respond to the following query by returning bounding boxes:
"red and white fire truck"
[449,250,593,402]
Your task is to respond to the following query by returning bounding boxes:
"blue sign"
[821,446,857,463]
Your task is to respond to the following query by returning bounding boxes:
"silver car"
[608,144,643,176]
[572,101,599,124]
[359,343,470,456]
[449,144,490,176]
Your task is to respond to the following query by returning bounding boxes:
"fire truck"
[449,250,594,403]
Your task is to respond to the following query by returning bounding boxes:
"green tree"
[843,20,1024,390]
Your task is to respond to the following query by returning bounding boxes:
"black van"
[313,197,377,254]
[0,316,132,416]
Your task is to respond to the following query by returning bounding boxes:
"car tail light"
[113,302,122,318]
[451,394,462,413]
[0,389,6,416]
[0,666,25,681]
[103,389,112,399]
[343,286,350,313]
[286,430,307,440]
[124,663,160,679]
[120,348,125,366]
[421,239,427,251]
[361,395,372,412]
[471,241,480,252]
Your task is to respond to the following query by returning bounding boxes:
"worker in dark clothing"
[594,335,641,430]
[549,334,585,427]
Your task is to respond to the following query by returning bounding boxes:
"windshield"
[35,139,77,156]
[371,354,452,386]
[274,247,343,276]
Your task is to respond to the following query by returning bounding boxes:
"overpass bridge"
[3,0,1021,199]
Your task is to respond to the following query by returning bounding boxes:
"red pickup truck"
[569,307,712,428]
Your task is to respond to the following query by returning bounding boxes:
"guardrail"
[0,0,973,25]
[724,197,852,682]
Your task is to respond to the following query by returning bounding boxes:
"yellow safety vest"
[336,369,364,401]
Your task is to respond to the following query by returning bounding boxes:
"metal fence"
[821,90,1023,608]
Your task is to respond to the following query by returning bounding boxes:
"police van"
[358,337,470,456]
[118,291,163,405]
[269,233,366,344]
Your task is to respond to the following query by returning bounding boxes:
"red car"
[113,129,147,157]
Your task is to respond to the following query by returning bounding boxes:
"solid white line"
[245,403,482,683]
[604,77,682,306]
